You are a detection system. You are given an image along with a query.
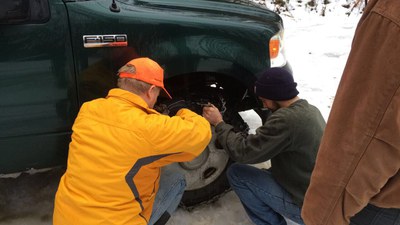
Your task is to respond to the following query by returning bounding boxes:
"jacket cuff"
[215,121,233,133]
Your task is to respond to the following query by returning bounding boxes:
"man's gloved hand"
[166,99,187,116]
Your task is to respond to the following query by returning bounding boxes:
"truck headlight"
[269,30,287,67]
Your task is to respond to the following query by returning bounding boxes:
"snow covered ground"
[0,2,362,225]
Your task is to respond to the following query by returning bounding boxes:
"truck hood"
[117,0,282,29]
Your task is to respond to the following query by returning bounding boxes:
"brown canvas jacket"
[302,0,400,224]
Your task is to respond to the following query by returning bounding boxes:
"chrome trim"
[83,34,128,48]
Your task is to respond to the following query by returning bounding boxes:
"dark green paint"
[0,0,284,173]
[0,0,77,173]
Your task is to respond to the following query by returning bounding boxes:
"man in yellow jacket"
[53,57,212,225]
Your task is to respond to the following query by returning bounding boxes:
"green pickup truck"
[0,0,289,206]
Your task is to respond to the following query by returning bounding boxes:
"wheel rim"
[178,127,229,191]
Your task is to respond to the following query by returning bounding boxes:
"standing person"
[302,0,400,224]
[53,57,211,225]
[202,67,326,225]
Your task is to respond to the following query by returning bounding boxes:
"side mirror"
[0,0,49,25]
[0,0,30,24]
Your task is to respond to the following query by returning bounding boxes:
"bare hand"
[202,104,223,126]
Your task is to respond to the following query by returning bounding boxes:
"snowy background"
[0,1,363,224]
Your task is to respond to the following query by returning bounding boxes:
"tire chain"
[178,188,232,211]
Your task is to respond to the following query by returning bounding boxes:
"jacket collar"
[106,88,160,115]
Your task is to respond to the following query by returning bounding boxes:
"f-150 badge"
[83,34,128,48]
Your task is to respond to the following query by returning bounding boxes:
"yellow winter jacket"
[53,88,211,225]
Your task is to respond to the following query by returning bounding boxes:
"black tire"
[178,101,249,208]
[157,81,251,208]
[180,159,233,208]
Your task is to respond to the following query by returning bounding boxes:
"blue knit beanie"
[255,67,299,101]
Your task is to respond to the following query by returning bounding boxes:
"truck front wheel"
[161,89,249,208]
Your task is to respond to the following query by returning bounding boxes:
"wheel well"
[162,72,260,112]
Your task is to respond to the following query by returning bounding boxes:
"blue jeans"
[227,163,304,225]
[148,167,186,225]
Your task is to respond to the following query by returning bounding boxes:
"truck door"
[0,0,78,173]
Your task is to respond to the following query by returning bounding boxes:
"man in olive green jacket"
[302,0,400,224]
[203,68,326,225]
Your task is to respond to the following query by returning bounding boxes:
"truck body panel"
[0,0,287,183]
[0,0,77,173]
